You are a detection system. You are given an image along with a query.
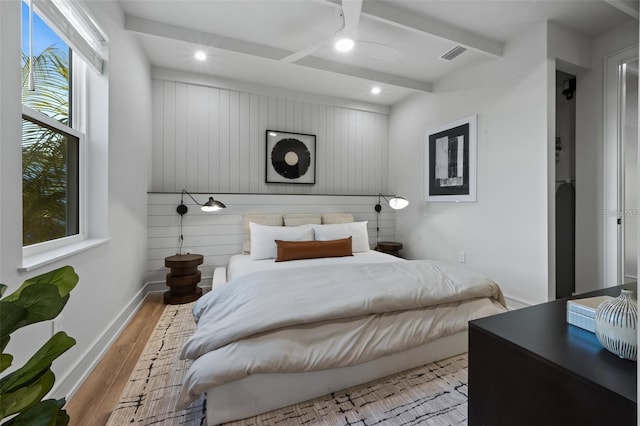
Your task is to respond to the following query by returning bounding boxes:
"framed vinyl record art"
[266,130,316,184]
[424,115,477,202]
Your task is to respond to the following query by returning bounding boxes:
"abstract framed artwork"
[266,130,316,184]
[424,115,477,202]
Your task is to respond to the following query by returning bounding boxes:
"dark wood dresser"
[468,283,637,426]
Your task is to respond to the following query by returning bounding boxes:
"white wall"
[0,2,22,282]
[390,18,639,305]
[389,22,552,306]
[0,0,152,400]
[151,76,390,195]
[0,0,53,392]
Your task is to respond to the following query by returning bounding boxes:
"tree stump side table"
[164,253,204,304]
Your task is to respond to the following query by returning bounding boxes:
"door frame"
[603,45,638,286]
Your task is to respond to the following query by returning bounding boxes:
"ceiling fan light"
[335,37,354,52]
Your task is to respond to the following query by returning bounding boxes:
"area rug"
[106,302,206,426]
[107,302,469,426]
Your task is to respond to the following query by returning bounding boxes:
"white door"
[604,48,638,286]
[621,58,638,283]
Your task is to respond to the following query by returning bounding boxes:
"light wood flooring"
[66,293,165,426]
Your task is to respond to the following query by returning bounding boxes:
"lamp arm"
[177,189,202,216]
[182,189,201,205]
[379,193,391,203]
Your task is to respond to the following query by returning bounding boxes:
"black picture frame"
[266,130,316,184]
[424,115,477,202]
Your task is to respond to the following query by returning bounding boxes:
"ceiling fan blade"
[281,40,331,63]
[342,0,362,35]
[354,40,406,63]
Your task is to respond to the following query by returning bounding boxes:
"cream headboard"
[242,213,354,253]
[283,214,322,226]
[320,213,355,224]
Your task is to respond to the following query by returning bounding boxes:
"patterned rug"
[107,302,469,426]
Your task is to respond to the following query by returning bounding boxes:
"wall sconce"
[177,189,226,215]
[374,193,409,242]
[177,189,226,254]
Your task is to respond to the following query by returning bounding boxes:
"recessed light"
[194,51,207,61]
[334,37,354,52]
[371,86,381,95]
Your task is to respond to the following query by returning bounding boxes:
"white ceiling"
[118,0,637,106]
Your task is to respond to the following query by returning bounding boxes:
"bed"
[176,214,507,425]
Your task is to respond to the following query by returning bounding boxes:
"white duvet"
[177,259,507,409]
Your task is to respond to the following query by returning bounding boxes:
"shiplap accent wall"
[151,78,390,195]
[147,193,397,284]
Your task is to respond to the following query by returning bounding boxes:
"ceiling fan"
[280,0,405,64]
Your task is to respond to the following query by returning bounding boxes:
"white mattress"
[227,250,403,280]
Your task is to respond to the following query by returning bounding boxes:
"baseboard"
[53,276,213,400]
[52,286,148,400]
[504,295,532,310]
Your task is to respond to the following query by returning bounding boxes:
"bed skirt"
[206,330,468,424]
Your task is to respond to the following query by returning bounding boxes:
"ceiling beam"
[320,0,503,58]
[603,0,639,19]
[124,15,432,93]
[124,15,288,61]
[295,57,432,92]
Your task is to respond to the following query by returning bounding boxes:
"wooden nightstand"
[164,253,204,304]
[375,241,403,257]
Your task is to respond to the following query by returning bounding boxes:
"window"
[17,0,107,270]
[21,0,82,249]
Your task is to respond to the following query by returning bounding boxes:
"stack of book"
[566,295,613,333]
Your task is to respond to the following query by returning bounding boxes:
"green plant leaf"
[1,284,69,337]
[0,335,10,353]
[0,353,13,374]
[0,284,7,298]
[0,332,75,395]
[55,404,70,426]
[1,398,66,426]
[0,369,55,419]
[3,265,78,302]
[0,266,77,337]
[2,266,77,303]
[0,302,26,339]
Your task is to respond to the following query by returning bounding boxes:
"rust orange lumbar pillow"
[275,237,353,262]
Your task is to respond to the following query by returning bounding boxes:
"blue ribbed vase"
[594,289,637,361]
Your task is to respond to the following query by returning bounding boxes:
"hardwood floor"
[66,293,165,426]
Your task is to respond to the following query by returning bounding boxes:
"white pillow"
[250,223,314,260]
[312,221,370,253]
[243,214,283,253]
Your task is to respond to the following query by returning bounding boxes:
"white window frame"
[21,24,89,261]
[21,100,87,257]
[19,1,109,272]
